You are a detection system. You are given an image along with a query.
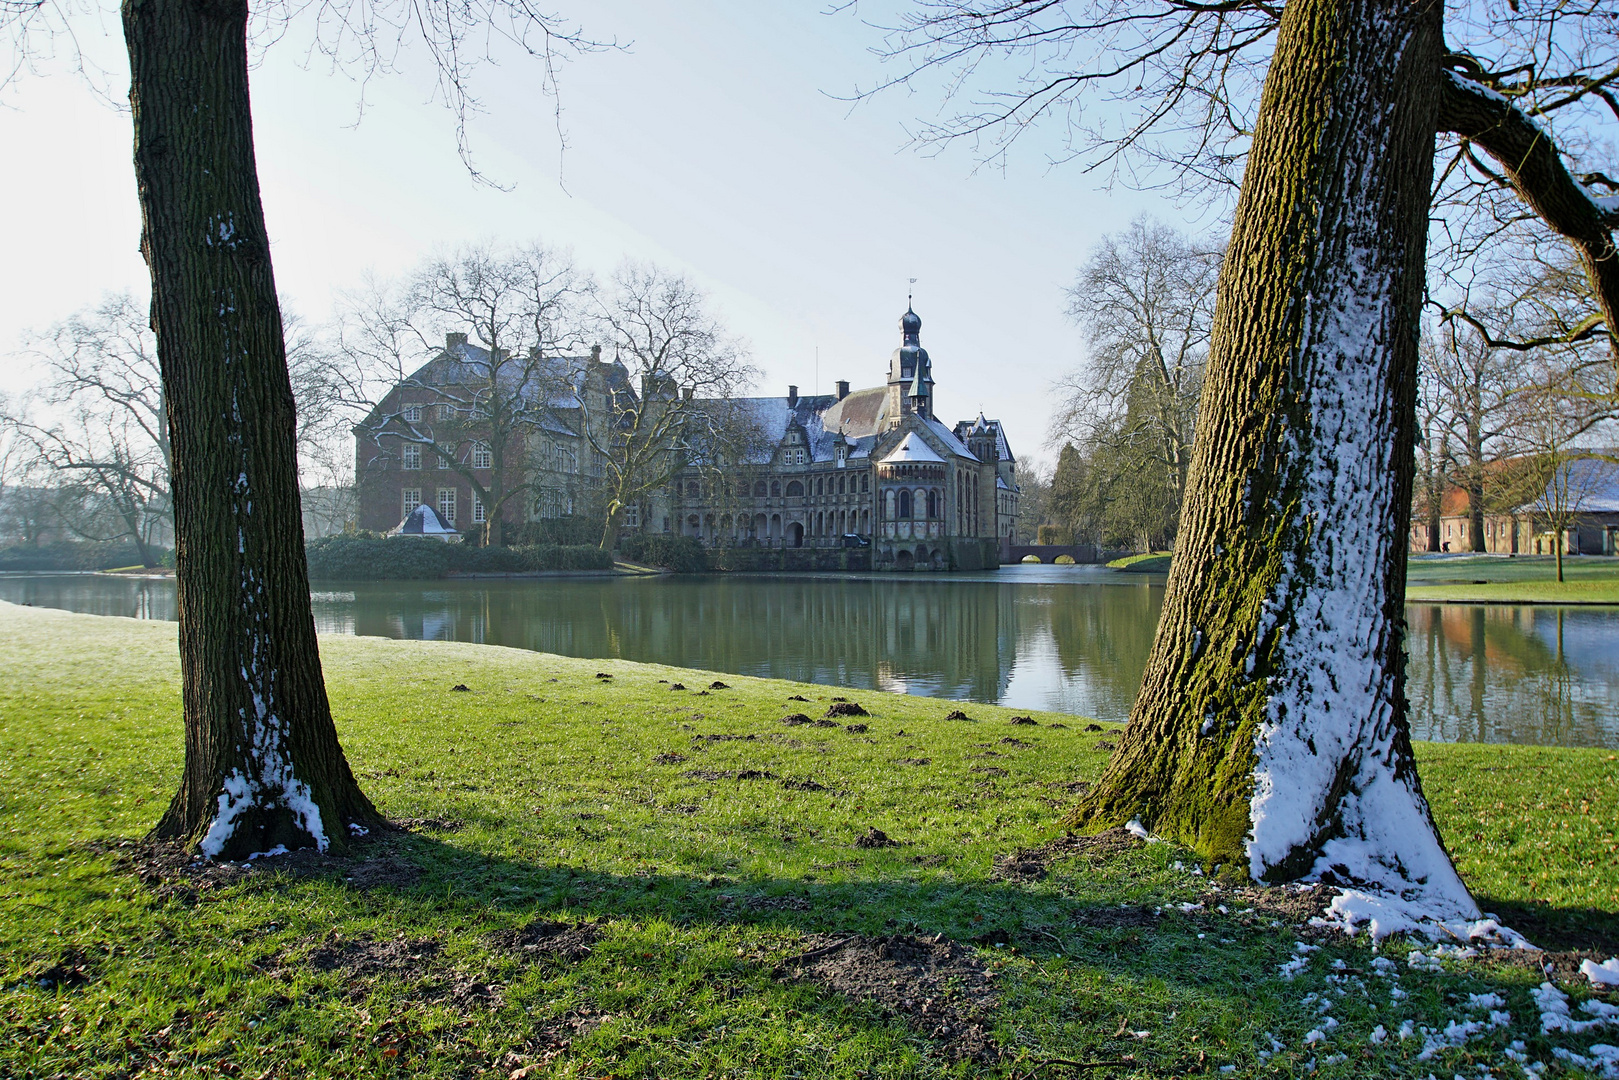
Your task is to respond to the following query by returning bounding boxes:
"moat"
[4,564,1616,748]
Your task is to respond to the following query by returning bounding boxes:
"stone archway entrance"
[894,548,914,571]
[788,521,804,548]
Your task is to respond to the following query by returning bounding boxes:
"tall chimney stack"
[836,380,850,400]
[787,384,798,408]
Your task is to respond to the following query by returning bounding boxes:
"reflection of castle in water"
[329,575,1163,720]
[16,572,1596,747]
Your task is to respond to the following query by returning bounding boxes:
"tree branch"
[1439,69,1619,366]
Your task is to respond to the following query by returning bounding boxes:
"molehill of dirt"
[776,933,1000,1062]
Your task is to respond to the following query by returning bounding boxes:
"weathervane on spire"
[908,277,917,307]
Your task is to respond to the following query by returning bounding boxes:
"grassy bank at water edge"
[1,601,1616,1079]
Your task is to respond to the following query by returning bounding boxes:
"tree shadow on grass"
[37,825,1618,1079]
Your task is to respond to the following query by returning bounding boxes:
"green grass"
[3,600,1617,1079]
[1106,552,1174,572]
[1407,580,1619,604]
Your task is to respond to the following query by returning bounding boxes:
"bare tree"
[1423,320,1527,550]
[1501,358,1617,580]
[1,295,172,566]
[1052,217,1221,547]
[2,0,608,857]
[581,263,762,549]
[853,0,1614,925]
[341,243,589,545]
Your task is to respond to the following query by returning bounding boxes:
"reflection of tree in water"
[1404,605,1619,748]
[1037,581,1161,721]
[15,573,1615,747]
[344,577,1020,705]
[0,574,176,622]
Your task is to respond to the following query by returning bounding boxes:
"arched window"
[786,480,804,497]
[897,489,912,519]
[885,489,897,519]
[927,489,940,519]
[754,480,768,498]
[815,478,823,496]
[687,481,700,499]
[838,476,846,495]
[862,474,870,493]
[771,480,781,497]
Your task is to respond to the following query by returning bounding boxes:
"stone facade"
[353,309,1023,572]
[666,307,1019,571]
[354,336,627,538]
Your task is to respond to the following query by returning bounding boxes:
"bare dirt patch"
[106,834,422,904]
[779,714,812,726]
[489,918,602,963]
[1008,716,1037,726]
[776,934,999,1063]
[295,933,499,1009]
[991,827,1144,883]
[944,710,975,722]
[652,752,688,765]
[855,827,903,849]
[825,702,869,718]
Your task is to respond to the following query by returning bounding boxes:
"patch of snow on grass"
[1583,958,1619,988]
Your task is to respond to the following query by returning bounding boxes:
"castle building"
[663,306,1019,571]
[353,306,1021,570]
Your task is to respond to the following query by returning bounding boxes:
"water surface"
[4,567,1615,748]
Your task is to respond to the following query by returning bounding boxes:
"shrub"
[618,534,708,573]
[0,541,173,572]
[304,536,613,579]
[306,536,453,580]
[502,516,605,547]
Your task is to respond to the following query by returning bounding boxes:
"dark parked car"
[840,533,870,548]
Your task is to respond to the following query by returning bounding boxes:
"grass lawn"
[1406,580,1619,605]
[1105,553,1174,573]
[1407,557,1619,604]
[2,600,1617,1079]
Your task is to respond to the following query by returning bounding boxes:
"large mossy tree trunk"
[125,0,382,859]
[1073,0,1476,918]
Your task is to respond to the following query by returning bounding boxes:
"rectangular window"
[401,444,421,470]
[472,495,486,524]
[438,488,457,523]
[437,402,455,422]
[472,442,492,469]
[622,505,640,528]
[402,488,421,516]
[435,447,448,469]
[402,404,423,423]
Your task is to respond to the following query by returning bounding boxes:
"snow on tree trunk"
[125,0,382,860]
[1072,0,1482,936]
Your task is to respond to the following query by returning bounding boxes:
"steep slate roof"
[879,431,946,464]
[1515,456,1619,514]
[817,386,890,439]
[389,504,459,538]
[924,417,978,461]
[365,342,631,428]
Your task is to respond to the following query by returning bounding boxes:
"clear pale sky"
[0,1,1209,468]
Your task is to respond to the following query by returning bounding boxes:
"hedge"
[0,542,173,572]
[616,534,709,573]
[304,536,612,580]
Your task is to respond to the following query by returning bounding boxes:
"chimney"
[836,380,850,400]
[591,344,602,363]
[787,384,798,408]
[446,332,468,349]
